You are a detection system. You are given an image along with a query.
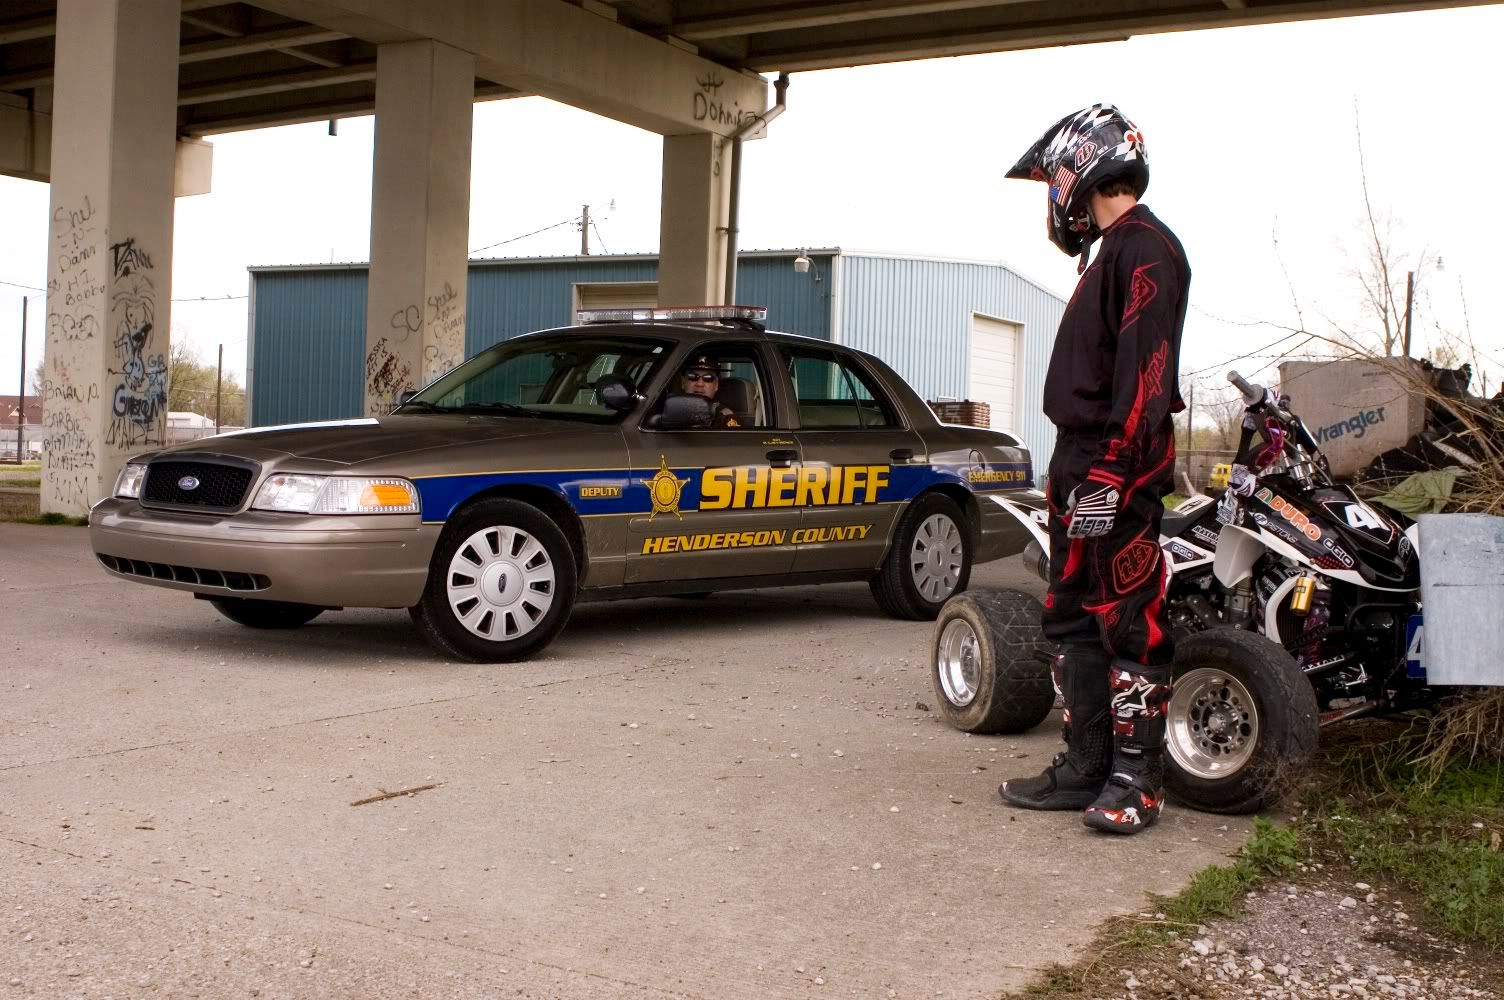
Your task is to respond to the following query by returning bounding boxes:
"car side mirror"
[397,389,418,405]
[658,393,713,430]
[595,375,642,412]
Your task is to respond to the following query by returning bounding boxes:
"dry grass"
[1413,690,1504,786]
[0,490,41,520]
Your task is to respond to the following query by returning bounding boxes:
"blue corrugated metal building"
[247,249,1066,457]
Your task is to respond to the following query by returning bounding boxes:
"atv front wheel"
[1164,628,1319,814]
[930,589,1056,735]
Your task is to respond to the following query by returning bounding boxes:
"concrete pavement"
[0,523,1250,998]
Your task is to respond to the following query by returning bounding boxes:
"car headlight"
[311,478,421,514]
[114,463,149,499]
[252,475,420,515]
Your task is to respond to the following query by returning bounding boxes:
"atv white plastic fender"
[989,491,1050,550]
[1213,524,1266,589]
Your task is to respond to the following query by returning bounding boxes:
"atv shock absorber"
[1297,580,1332,666]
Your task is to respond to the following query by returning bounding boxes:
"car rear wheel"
[210,598,324,629]
[870,493,971,620]
[409,498,577,662]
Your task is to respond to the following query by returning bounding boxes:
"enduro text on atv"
[931,370,1430,814]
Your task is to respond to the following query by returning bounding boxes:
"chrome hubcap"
[446,525,556,641]
[911,513,963,602]
[937,618,980,707]
[1166,667,1260,780]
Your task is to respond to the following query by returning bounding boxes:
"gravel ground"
[1087,867,1500,1000]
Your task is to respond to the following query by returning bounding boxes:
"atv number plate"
[1405,613,1425,680]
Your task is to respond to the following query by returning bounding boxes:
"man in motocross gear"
[997,105,1192,835]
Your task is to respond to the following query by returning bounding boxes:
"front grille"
[97,553,270,592]
[142,460,255,511]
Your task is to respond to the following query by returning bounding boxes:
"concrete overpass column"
[658,133,731,306]
[364,40,474,416]
[41,0,179,515]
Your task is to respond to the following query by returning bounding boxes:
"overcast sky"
[1,4,1500,411]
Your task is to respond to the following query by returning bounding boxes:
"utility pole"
[1184,380,1195,486]
[215,343,223,432]
[580,204,590,256]
[14,297,27,463]
[1401,270,1415,358]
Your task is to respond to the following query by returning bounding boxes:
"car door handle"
[889,448,914,463]
[766,449,798,467]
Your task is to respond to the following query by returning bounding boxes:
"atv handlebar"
[1227,370,1263,406]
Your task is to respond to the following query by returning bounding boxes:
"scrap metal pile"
[1355,361,1504,515]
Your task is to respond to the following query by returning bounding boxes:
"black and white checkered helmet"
[1006,105,1149,259]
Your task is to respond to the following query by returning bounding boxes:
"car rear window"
[780,347,898,430]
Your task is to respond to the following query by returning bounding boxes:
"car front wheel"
[409,499,577,662]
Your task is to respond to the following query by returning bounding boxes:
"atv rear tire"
[1164,628,1319,815]
[930,589,1056,735]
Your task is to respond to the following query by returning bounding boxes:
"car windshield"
[401,334,672,423]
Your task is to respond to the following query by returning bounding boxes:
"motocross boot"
[999,645,1112,810]
[1083,660,1173,835]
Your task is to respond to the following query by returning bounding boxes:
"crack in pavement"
[2,579,117,594]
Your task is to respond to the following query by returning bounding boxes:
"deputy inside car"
[675,355,740,428]
[647,348,768,429]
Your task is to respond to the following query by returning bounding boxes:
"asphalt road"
[0,523,1250,999]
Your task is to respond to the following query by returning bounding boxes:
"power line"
[470,216,580,256]
[1180,329,1310,379]
[4,278,247,302]
[590,219,609,256]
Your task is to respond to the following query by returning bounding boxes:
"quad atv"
[932,372,1432,814]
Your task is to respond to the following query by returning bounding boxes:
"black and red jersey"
[1042,204,1190,490]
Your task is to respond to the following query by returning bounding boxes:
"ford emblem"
[178,475,201,491]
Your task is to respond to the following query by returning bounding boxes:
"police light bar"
[576,305,768,325]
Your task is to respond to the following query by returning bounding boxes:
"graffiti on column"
[365,336,413,416]
[104,239,167,448]
[43,196,108,507]
[390,303,422,342]
[424,280,463,378]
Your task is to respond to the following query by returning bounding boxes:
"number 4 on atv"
[933,370,1432,814]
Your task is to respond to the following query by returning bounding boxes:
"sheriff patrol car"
[89,307,1035,662]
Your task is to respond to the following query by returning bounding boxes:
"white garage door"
[575,281,658,312]
[968,313,1020,432]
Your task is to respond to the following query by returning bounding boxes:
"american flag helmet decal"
[1005,104,1150,260]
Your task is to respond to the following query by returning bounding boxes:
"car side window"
[644,342,771,430]
[781,347,899,430]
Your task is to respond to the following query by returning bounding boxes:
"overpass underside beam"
[42,0,180,515]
